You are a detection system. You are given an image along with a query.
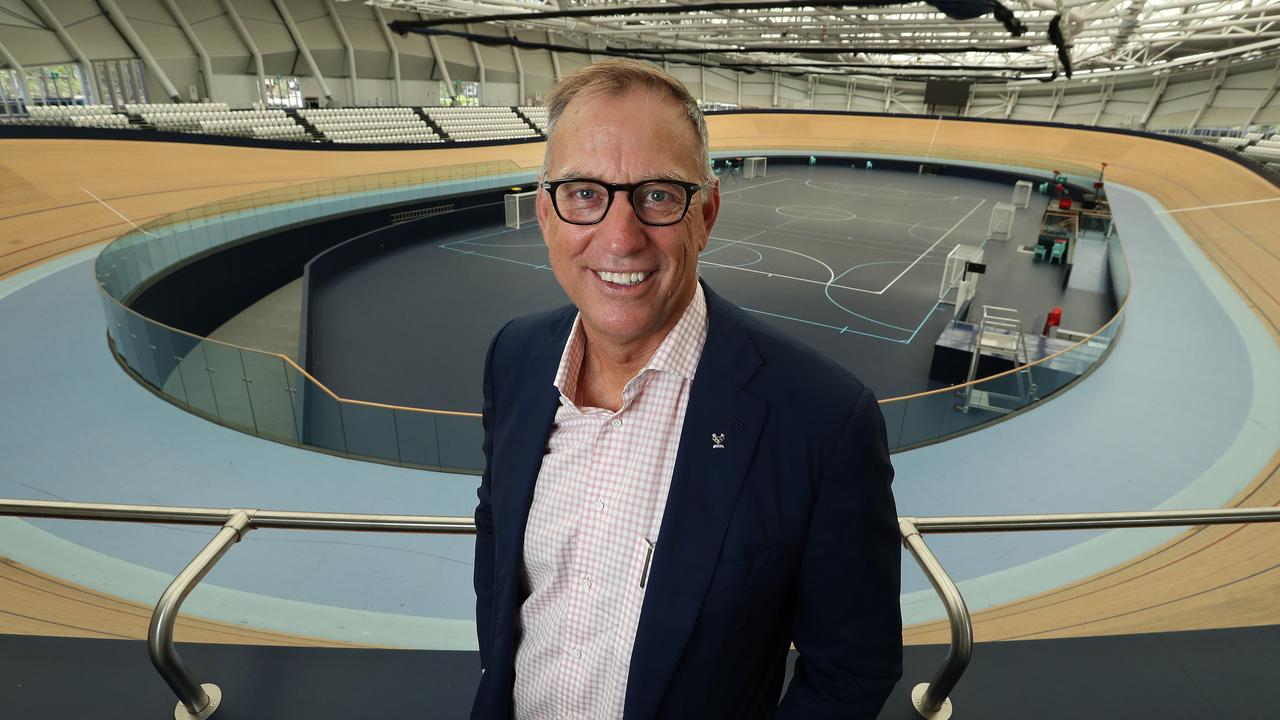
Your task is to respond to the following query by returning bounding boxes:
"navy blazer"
[473,281,902,720]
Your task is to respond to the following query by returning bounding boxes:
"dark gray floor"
[6,624,1277,718]
[306,167,1111,412]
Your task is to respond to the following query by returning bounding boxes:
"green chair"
[1049,240,1066,264]
[1033,245,1047,263]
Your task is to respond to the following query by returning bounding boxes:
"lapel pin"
[712,433,725,449]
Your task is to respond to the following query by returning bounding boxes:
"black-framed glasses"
[541,177,709,227]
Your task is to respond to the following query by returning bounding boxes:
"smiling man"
[472,60,902,720]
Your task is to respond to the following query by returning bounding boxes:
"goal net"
[939,244,984,318]
[744,156,768,179]
[987,202,1016,241]
[504,189,538,229]
[1012,180,1032,208]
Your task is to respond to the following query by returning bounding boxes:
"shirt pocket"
[612,536,654,667]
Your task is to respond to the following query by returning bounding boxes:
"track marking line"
[1156,196,1280,214]
[81,187,155,237]
[877,198,986,294]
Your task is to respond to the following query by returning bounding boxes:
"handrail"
[5,498,1279,717]
[899,506,1280,718]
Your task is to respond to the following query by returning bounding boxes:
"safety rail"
[5,498,1278,718]
[899,507,1280,719]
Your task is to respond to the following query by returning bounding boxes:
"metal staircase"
[958,305,1038,414]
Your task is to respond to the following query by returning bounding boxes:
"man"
[473,60,901,720]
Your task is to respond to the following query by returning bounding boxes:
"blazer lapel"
[623,283,769,718]
[493,310,574,643]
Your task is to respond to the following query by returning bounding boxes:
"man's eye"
[573,188,597,201]
[645,190,671,203]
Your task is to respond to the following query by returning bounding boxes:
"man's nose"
[595,189,648,255]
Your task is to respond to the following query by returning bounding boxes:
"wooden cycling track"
[0,114,1277,647]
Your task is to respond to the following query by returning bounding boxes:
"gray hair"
[540,59,712,186]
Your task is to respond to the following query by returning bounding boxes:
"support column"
[372,5,401,106]
[546,30,561,81]
[98,0,182,101]
[736,72,742,106]
[24,0,99,103]
[1091,79,1114,126]
[220,0,266,106]
[509,27,525,103]
[1243,59,1280,127]
[1047,85,1065,122]
[846,78,854,111]
[466,23,485,104]
[1004,87,1019,119]
[426,33,454,102]
[1139,76,1168,129]
[159,0,213,101]
[1189,62,1227,130]
[771,72,779,107]
[270,0,333,105]
[883,78,894,113]
[325,0,357,105]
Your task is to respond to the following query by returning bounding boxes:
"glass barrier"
[95,144,1128,472]
[95,159,536,302]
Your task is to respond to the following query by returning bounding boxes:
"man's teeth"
[597,271,650,286]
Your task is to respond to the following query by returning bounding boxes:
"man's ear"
[696,179,721,251]
[536,179,552,243]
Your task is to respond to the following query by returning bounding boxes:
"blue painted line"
[905,301,943,344]
[823,261,916,333]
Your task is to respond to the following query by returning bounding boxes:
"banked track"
[1,115,1277,646]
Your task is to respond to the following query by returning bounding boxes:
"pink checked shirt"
[512,283,708,720]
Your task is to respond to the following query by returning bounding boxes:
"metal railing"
[6,498,1276,718]
[898,506,1280,719]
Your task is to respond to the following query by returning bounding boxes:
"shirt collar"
[553,281,708,403]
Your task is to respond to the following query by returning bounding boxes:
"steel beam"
[325,0,357,105]
[372,5,401,106]
[466,24,485,104]
[1243,58,1280,127]
[270,0,334,105]
[509,27,524,103]
[159,0,213,102]
[219,0,266,107]
[98,0,182,101]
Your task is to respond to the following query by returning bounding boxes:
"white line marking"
[877,198,986,294]
[718,177,791,195]
[923,115,943,162]
[1156,196,1280,214]
[81,187,155,237]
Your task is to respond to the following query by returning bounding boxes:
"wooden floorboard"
[1,122,1276,646]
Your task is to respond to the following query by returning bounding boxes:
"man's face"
[537,87,720,354]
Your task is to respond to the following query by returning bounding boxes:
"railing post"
[148,510,253,719]
[900,518,973,720]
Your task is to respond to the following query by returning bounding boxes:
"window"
[23,63,89,106]
[1,69,24,116]
[94,59,147,108]
[441,80,479,107]
[265,75,303,108]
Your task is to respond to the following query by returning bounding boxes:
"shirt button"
[580,574,592,588]
[592,499,605,511]
[611,418,622,428]
[569,648,583,659]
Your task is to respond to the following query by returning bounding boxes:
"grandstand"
[2,1,1279,718]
